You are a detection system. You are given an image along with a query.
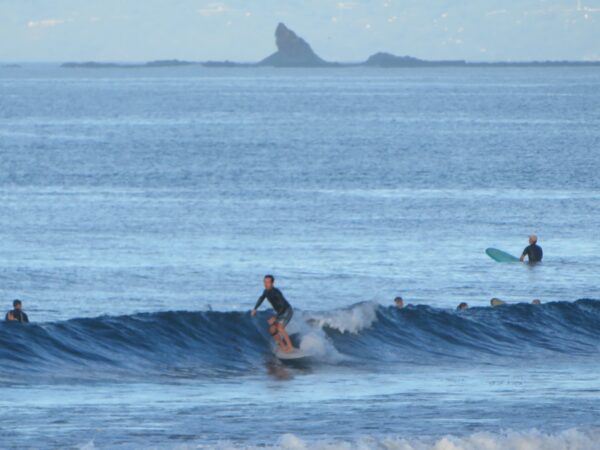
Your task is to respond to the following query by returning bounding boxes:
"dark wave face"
[1,299,599,383]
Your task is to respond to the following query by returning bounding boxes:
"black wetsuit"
[522,244,543,263]
[255,288,291,315]
[5,309,29,323]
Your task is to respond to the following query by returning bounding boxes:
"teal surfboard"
[486,248,520,263]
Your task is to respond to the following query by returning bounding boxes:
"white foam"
[298,332,327,355]
[283,311,346,362]
[76,440,96,450]
[203,428,600,450]
[308,302,379,334]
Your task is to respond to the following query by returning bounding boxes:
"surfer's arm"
[253,291,267,312]
[520,247,527,262]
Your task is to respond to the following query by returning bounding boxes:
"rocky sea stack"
[259,23,330,67]
[60,22,600,69]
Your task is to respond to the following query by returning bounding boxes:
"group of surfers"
[250,235,544,352]
[5,235,544,354]
[394,295,542,312]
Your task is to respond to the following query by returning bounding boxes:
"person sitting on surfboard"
[251,275,294,353]
[520,235,543,263]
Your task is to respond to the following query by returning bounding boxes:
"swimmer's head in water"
[457,302,469,311]
[394,297,404,308]
[529,234,538,245]
[264,275,274,290]
[532,299,541,305]
[13,299,22,309]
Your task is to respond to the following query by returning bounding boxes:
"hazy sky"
[1,0,599,62]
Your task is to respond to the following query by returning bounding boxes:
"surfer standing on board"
[251,275,294,353]
[520,235,543,263]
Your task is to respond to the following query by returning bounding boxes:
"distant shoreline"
[7,22,600,70]
[58,59,600,69]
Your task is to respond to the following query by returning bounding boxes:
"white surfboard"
[274,347,315,360]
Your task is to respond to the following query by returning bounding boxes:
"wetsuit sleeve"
[254,291,267,310]
[23,312,29,323]
[522,246,529,256]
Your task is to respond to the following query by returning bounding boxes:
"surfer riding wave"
[251,275,294,353]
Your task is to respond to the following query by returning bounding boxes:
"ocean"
[0,65,599,449]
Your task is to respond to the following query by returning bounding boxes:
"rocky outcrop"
[61,24,599,70]
[259,23,330,67]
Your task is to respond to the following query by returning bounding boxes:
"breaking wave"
[1,299,599,382]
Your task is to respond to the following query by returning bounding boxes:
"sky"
[1,0,599,62]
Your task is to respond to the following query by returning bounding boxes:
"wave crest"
[1,299,599,382]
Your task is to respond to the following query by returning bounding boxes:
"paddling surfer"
[251,275,294,353]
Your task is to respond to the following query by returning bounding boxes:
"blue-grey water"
[1,65,600,449]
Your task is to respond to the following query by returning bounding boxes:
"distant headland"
[61,22,600,69]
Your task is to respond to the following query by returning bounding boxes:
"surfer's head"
[529,234,538,245]
[394,297,404,308]
[13,299,22,310]
[264,275,275,290]
[457,302,469,311]
[532,299,541,305]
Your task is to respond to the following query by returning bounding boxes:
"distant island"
[61,59,195,69]
[61,22,600,69]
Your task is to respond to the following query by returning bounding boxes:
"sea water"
[0,65,599,449]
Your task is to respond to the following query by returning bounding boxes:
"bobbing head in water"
[5,299,29,323]
[394,297,404,308]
